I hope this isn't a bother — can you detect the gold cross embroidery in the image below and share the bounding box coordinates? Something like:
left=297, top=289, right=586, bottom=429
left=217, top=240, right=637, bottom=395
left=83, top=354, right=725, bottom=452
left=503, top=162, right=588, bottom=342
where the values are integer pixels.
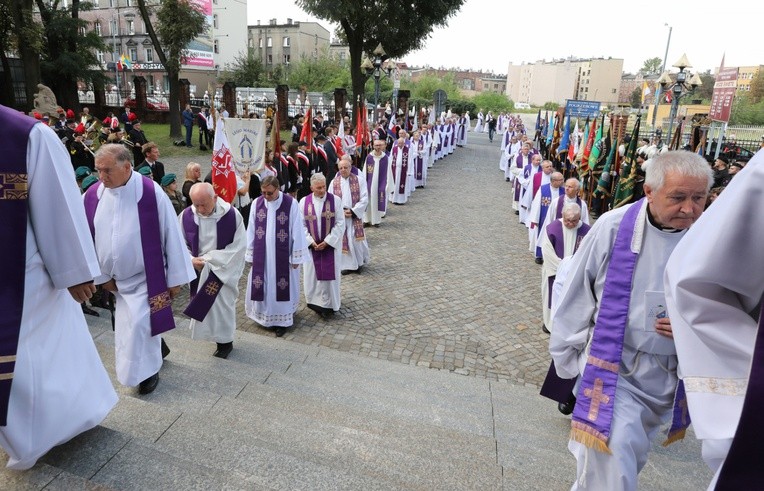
left=304, top=204, right=317, bottom=222
left=277, top=277, right=288, bottom=290
left=149, top=291, right=171, bottom=314
left=204, top=280, right=221, bottom=296
left=0, top=173, right=28, bottom=200
left=276, top=211, right=289, bottom=225
left=252, top=275, right=264, bottom=289
left=255, top=226, right=266, bottom=240
left=277, top=229, right=289, bottom=243
left=583, top=378, right=611, bottom=422
left=256, top=208, right=267, bottom=221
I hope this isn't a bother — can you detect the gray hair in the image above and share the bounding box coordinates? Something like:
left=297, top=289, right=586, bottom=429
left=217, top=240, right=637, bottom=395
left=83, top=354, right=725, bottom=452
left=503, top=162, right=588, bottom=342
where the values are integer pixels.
left=95, top=143, right=131, bottom=168
left=189, top=182, right=215, bottom=199
left=260, top=175, right=280, bottom=189
left=339, top=154, right=353, bottom=166
left=562, top=202, right=582, bottom=218
left=644, top=151, right=713, bottom=192
left=310, top=172, right=326, bottom=185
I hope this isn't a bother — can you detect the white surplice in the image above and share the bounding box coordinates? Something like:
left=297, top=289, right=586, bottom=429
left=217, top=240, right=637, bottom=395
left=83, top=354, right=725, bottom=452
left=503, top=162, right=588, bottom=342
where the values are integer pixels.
left=180, top=198, right=246, bottom=344
left=550, top=200, right=686, bottom=491
left=518, top=163, right=540, bottom=224
left=0, top=123, right=117, bottom=470
left=389, top=144, right=412, bottom=205
left=244, top=192, right=308, bottom=327
left=475, top=112, right=484, bottom=133
left=537, top=195, right=591, bottom=250
left=540, top=220, right=582, bottom=329
left=92, top=171, right=195, bottom=387
left=527, top=182, right=562, bottom=253
left=364, top=152, right=392, bottom=226
left=665, top=150, right=764, bottom=488
left=411, top=136, right=427, bottom=188
left=300, top=193, right=345, bottom=311
left=333, top=174, right=371, bottom=271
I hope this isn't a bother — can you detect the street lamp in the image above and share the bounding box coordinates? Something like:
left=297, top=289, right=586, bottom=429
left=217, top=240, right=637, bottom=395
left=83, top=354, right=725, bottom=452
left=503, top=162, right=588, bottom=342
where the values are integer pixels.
left=362, top=43, right=394, bottom=123
left=660, top=53, right=702, bottom=149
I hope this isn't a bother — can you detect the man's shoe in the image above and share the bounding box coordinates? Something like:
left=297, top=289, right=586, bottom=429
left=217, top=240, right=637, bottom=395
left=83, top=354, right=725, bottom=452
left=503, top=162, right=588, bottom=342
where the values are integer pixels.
left=306, top=303, right=322, bottom=313
left=514, top=210, right=519, bottom=215
left=161, top=338, right=171, bottom=359
left=535, top=257, right=544, bottom=265
left=275, top=326, right=288, bottom=337
left=505, top=177, right=511, bottom=182
left=341, top=270, right=351, bottom=276
left=542, top=324, right=550, bottom=334
left=81, top=304, right=100, bottom=317
left=558, top=395, right=576, bottom=415
left=213, top=342, right=233, bottom=359
left=138, top=373, right=159, bottom=395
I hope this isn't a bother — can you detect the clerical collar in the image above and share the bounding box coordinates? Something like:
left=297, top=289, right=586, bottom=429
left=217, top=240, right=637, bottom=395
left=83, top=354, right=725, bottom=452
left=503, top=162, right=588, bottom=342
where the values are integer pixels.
left=646, top=205, right=680, bottom=232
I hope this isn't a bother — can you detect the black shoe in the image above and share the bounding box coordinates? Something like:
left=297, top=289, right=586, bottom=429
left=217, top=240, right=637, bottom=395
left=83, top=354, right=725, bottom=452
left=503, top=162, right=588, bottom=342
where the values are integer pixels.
left=81, top=304, right=100, bottom=317
left=161, top=338, right=170, bottom=359
left=514, top=210, right=519, bottom=215
left=505, top=177, right=510, bottom=182
left=558, top=395, right=576, bottom=415
left=373, top=224, right=380, bottom=228
left=307, top=303, right=322, bottom=313
left=542, top=324, right=550, bottom=334
left=275, top=326, right=288, bottom=337
left=535, top=257, right=544, bottom=265
left=138, top=373, right=159, bottom=395
left=341, top=270, right=351, bottom=276
left=213, top=342, right=233, bottom=359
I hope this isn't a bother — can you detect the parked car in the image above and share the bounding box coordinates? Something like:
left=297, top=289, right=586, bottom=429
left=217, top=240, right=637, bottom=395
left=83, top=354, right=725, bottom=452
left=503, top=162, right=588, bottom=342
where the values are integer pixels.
left=124, top=97, right=169, bottom=111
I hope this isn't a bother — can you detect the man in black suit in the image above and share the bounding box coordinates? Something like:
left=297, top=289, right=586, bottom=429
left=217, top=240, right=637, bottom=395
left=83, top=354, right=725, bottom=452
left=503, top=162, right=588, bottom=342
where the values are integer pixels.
left=323, top=126, right=338, bottom=182
left=134, top=142, right=165, bottom=184
left=128, top=120, right=148, bottom=165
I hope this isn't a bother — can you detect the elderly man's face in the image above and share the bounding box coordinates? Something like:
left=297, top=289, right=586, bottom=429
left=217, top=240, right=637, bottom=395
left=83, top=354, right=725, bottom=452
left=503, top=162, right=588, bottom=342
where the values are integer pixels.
left=564, top=179, right=579, bottom=198
left=644, top=171, right=708, bottom=230
left=562, top=212, right=581, bottom=229
left=542, top=161, right=553, bottom=174
left=261, top=184, right=279, bottom=202
left=95, top=153, right=132, bottom=189
left=191, top=190, right=216, bottom=216
left=338, top=161, right=352, bottom=178
left=311, top=180, right=327, bottom=198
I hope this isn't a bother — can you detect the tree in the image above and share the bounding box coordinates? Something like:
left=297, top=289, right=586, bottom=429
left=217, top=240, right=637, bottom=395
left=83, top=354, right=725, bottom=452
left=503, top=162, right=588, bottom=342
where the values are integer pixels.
left=630, top=87, right=642, bottom=108
left=287, top=53, right=350, bottom=92
left=694, top=71, right=715, bottom=102
left=473, top=92, right=513, bottom=113
left=297, top=0, right=465, bottom=125
left=641, top=57, right=663, bottom=76
left=749, top=69, right=764, bottom=104
left=137, top=0, right=207, bottom=138
left=8, top=0, right=42, bottom=110
left=221, top=53, right=264, bottom=88
left=730, top=93, right=764, bottom=125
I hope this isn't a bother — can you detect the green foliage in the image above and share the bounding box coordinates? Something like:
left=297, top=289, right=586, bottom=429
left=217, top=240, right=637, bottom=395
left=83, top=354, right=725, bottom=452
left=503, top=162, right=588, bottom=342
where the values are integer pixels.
left=472, top=91, right=513, bottom=113
left=449, top=99, right=476, bottom=115
left=222, top=53, right=264, bottom=87
left=641, top=57, right=663, bottom=75
left=630, top=87, right=642, bottom=108
left=693, top=71, right=715, bottom=102
left=542, top=101, right=559, bottom=111
left=288, top=53, right=351, bottom=92
left=730, top=93, right=764, bottom=125
left=155, top=0, right=207, bottom=74
left=749, top=70, right=764, bottom=104
left=402, top=74, right=461, bottom=103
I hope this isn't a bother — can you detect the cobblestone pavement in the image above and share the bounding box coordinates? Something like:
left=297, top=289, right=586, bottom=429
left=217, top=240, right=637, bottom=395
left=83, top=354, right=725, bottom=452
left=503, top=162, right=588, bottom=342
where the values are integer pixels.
left=164, top=124, right=551, bottom=386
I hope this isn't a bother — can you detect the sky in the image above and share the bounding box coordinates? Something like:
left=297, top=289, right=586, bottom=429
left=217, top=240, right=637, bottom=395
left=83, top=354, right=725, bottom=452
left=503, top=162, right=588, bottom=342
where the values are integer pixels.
left=247, top=0, right=759, bottom=76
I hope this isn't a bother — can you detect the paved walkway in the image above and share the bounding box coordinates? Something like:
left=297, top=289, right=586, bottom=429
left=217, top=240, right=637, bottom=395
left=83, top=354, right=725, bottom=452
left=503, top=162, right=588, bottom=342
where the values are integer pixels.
left=166, top=127, right=551, bottom=386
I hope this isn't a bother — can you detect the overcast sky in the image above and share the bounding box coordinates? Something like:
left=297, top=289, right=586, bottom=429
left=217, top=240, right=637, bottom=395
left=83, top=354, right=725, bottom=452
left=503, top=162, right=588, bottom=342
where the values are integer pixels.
left=248, top=0, right=757, bottom=76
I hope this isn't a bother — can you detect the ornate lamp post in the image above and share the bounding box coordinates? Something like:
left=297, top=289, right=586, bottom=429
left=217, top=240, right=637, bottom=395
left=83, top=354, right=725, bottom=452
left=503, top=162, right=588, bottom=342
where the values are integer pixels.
left=361, top=43, right=394, bottom=123
left=660, top=54, right=703, bottom=149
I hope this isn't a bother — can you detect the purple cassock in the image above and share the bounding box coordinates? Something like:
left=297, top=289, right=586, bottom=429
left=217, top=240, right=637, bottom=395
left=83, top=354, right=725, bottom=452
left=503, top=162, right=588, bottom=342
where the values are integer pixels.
left=391, top=143, right=410, bottom=195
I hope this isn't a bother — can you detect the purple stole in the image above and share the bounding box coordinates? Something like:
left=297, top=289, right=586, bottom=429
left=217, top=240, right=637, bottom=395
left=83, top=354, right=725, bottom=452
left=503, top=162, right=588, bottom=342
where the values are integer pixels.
left=458, top=118, right=466, bottom=140
left=85, top=176, right=176, bottom=337
left=332, top=174, right=365, bottom=254
left=250, top=193, right=293, bottom=302
left=715, top=303, right=764, bottom=487
left=544, top=220, right=591, bottom=308
left=181, top=206, right=237, bottom=322
left=0, top=106, right=37, bottom=426
left=554, top=196, right=583, bottom=222
left=519, top=163, right=538, bottom=205
left=436, top=126, right=443, bottom=153
left=534, top=185, right=566, bottom=257
left=414, top=138, right=424, bottom=180
left=513, top=154, right=530, bottom=202
left=569, top=199, right=690, bottom=453
left=391, top=143, right=409, bottom=195
left=365, top=153, right=388, bottom=213
left=303, top=193, right=337, bottom=281
left=449, top=124, right=456, bottom=146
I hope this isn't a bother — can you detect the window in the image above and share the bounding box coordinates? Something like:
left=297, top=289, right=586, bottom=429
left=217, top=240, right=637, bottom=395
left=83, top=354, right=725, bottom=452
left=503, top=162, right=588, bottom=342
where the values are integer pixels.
left=214, top=40, right=219, bottom=54
left=484, top=83, right=488, bottom=90
left=611, top=88, right=617, bottom=94
left=126, top=0, right=132, bottom=5
left=96, top=51, right=105, bottom=64
left=339, top=52, right=345, bottom=60
left=146, top=47, right=153, bottom=63
left=80, top=26, right=86, bottom=36
left=141, top=21, right=146, bottom=33
left=109, top=0, right=115, bottom=6
left=95, top=22, right=102, bottom=35
left=267, top=54, right=273, bottom=64
left=283, top=36, right=290, bottom=47
left=259, top=38, right=263, bottom=48
left=283, top=54, right=290, bottom=64
left=213, top=14, right=218, bottom=29
left=266, top=37, right=272, bottom=48
left=127, top=20, right=134, bottom=35
left=494, top=83, right=498, bottom=89
left=129, top=48, right=137, bottom=62
left=110, top=19, right=117, bottom=35
left=248, top=38, right=253, bottom=48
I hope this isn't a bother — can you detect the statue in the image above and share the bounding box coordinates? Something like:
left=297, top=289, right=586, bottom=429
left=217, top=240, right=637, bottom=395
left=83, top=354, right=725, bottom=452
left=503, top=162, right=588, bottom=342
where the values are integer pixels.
left=32, top=84, right=61, bottom=119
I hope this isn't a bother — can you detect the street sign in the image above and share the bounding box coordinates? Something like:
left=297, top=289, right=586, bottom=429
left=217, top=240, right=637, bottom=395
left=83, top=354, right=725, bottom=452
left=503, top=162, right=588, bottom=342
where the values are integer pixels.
left=709, top=67, right=738, bottom=123
left=565, top=100, right=601, bottom=118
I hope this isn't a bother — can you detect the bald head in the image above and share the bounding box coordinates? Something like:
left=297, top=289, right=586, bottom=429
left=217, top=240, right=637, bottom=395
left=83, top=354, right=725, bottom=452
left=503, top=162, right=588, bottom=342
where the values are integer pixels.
left=189, top=182, right=216, bottom=216
left=550, top=172, right=564, bottom=188
left=564, top=178, right=580, bottom=198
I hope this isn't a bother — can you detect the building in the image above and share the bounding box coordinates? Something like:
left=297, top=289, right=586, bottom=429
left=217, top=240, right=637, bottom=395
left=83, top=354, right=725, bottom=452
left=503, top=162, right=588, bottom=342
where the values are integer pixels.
left=248, top=19, right=331, bottom=79
left=713, top=65, right=763, bottom=94
left=328, top=42, right=350, bottom=64
left=79, top=0, right=247, bottom=98
left=506, top=57, right=624, bottom=107
left=409, top=68, right=507, bottom=97
left=619, top=73, right=660, bottom=106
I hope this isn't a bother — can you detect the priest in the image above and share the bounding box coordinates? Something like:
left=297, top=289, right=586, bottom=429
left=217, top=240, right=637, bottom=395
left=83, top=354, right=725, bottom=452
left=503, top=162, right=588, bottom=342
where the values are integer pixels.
left=244, top=175, right=309, bottom=337
left=528, top=170, right=565, bottom=262
left=549, top=151, right=712, bottom=490
left=0, top=105, right=117, bottom=470
left=390, top=134, right=412, bottom=205
left=411, top=129, right=427, bottom=189
left=364, top=139, right=391, bottom=226
left=87, top=144, right=195, bottom=395
left=300, top=173, right=345, bottom=318
left=510, top=143, right=534, bottom=214
left=180, top=183, right=246, bottom=359
left=332, top=156, right=370, bottom=274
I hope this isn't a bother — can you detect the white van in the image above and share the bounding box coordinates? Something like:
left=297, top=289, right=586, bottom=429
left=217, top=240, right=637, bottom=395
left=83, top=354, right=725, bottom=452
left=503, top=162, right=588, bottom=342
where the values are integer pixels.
left=515, top=102, right=531, bottom=110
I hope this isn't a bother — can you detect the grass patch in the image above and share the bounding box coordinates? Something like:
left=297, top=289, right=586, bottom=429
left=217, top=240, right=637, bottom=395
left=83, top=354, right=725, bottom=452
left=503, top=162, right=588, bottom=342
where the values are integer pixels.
left=140, top=123, right=293, bottom=158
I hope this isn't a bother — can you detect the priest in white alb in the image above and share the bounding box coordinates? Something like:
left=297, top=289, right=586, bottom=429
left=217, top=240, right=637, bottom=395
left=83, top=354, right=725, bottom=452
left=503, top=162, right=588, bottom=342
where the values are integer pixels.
left=528, top=170, right=565, bottom=260
left=332, top=156, right=370, bottom=274
left=180, top=183, right=246, bottom=359
left=389, top=135, right=413, bottom=205
left=245, top=175, right=308, bottom=337
left=0, top=105, right=117, bottom=470
left=300, top=173, right=345, bottom=318
left=364, top=139, right=391, bottom=226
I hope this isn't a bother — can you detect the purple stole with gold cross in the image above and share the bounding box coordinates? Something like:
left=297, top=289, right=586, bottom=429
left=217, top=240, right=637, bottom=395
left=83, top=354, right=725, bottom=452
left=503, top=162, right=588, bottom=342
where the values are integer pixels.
left=303, top=193, right=337, bottom=281
left=85, top=176, right=176, bottom=337
left=534, top=184, right=565, bottom=258
left=0, top=105, right=37, bottom=426
left=414, top=138, right=424, bottom=180
left=250, top=193, right=293, bottom=302
left=365, top=152, right=388, bottom=213
left=181, top=205, right=237, bottom=321
left=391, top=143, right=409, bottom=195
left=332, top=174, right=365, bottom=254
left=570, top=198, right=690, bottom=453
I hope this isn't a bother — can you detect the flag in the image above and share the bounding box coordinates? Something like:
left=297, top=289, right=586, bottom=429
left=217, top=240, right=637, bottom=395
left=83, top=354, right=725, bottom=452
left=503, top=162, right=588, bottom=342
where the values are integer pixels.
left=299, top=106, right=312, bottom=152
left=541, top=111, right=549, bottom=139
left=211, top=118, right=237, bottom=203
left=587, top=115, right=605, bottom=172
left=579, top=118, right=597, bottom=173
left=612, top=116, right=642, bottom=208
left=334, top=117, right=345, bottom=158
left=665, top=91, right=673, bottom=103
left=595, top=128, right=619, bottom=198
left=120, top=54, right=132, bottom=70
left=428, top=106, right=436, bottom=124
left=270, top=107, right=281, bottom=159
left=569, top=120, right=579, bottom=162
left=387, top=113, right=397, bottom=140
left=575, top=118, right=590, bottom=167
left=641, top=82, right=650, bottom=104
left=546, top=113, right=556, bottom=146
left=535, top=110, right=541, bottom=132
left=355, top=104, right=363, bottom=149
left=558, top=114, right=571, bottom=157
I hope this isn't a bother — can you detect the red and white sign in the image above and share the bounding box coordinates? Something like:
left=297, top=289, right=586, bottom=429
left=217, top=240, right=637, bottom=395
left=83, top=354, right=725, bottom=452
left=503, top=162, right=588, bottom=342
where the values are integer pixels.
left=709, top=67, right=739, bottom=123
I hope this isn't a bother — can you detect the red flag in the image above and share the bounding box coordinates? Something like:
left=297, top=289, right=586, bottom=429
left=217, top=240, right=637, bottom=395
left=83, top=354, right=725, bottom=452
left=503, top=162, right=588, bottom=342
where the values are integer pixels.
left=355, top=105, right=363, bottom=149
left=211, top=118, right=237, bottom=203
left=271, top=108, right=281, bottom=160
left=335, top=117, right=345, bottom=158
left=579, top=118, right=597, bottom=173
left=299, top=107, right=312, bottom=152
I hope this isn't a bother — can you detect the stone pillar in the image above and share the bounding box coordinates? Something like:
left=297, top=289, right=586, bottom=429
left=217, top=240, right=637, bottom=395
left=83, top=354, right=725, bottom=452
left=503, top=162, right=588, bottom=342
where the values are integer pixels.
left=223, top=82, right=236, bottom=116
left=333, top=88, right=347, bottom=124
left=276, top=84, right=289, bottom=130
left=93, top=79, right=106, bottom=112
left=397, top=89, right=410, bottom=126
left=178, top=79, right=191, bottom=109
left=133, top=76, right=147, bottom=115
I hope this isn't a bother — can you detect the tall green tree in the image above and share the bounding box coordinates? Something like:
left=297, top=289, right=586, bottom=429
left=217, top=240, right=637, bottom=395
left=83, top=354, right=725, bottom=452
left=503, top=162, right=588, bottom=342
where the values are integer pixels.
left=297, top=0, right=465, bottom=124
left=630, top=87, right=642, bottom=108
left=222, top=53, right=264, bottom=88
left=287, top=53, right=350, bottom=92
left=641, top=57, right=663, bottom=75
left=472, top=92, right=513, bottom=113
left=748, top=69, right=764, bottom=104
left=137, top=0, right=207, bottom=138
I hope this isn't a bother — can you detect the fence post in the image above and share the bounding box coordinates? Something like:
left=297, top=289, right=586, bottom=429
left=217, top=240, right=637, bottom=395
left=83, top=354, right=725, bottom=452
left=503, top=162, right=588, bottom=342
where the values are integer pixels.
left=223, top=82, right=236, bottom=117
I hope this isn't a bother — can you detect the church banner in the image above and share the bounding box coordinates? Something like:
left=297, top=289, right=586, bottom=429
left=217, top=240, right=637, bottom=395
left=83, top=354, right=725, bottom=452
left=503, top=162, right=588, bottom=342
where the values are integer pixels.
left=224, top=118, right=267, bottom=175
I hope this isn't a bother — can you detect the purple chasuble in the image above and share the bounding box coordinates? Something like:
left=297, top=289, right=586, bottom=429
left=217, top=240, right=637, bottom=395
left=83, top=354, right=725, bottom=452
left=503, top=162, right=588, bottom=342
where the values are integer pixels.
left=570, top=198, right=689, bottom=453
left=181, top=206, right=237, bottom=321
left=85, top=176, right=176, bottom=337
left=534, top=185, right=566, bottom=258
left=554, top=196, right=583, bottom=221
left=0, top=105, right=37, bottom=426
left=715, top=300, right=764, bottom=488
left=365, top=153, right=388, bottom=213
left=391, top=143, right=410, bottom=195
left=249, top=194, right=293, bottom=302
left=303, top=193, right=337, bottom=281
left=332, top=174, right=365, bottom=254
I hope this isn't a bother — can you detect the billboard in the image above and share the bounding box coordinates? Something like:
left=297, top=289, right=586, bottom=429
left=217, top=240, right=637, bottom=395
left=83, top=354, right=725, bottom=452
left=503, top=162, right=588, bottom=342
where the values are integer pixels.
left=565, top=100, right=601, bottom=119
left=709, top=67, right=738, bottom=123
left=183, top=0, right=214, bottom=68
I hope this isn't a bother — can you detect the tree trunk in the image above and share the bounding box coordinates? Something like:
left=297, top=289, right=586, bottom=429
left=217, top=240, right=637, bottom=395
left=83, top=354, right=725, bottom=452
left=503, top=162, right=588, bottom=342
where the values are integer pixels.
left=343, top=19, right=366, bottom=128
left=167, top=69, right=182, bottom=139
left=11, top=0, right=40, bottom=111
